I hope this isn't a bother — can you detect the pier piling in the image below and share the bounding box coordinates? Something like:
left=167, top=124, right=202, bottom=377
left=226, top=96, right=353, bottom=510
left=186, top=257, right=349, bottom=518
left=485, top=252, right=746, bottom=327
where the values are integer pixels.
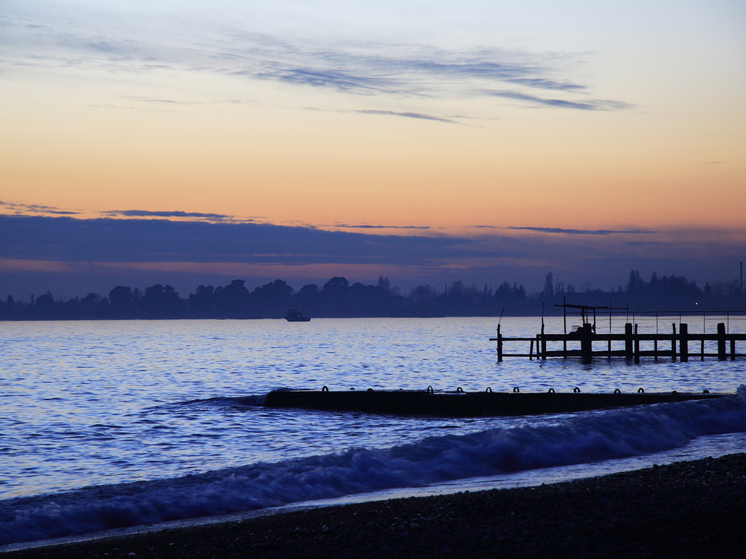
left=634, top=324, right=641, bottom=364
left=580, top=323, right=593, bottom=363
left=625, top=323, right=633, bottom=359
left=680, top=323, right=689, bottom=362
left=496, top=324, right=503, bottom=362
left=718, top=323, right=727, bottom=360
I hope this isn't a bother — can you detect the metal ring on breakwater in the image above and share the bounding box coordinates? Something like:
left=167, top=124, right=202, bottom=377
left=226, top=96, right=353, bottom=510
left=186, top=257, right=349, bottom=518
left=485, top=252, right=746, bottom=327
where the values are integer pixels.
left=457, top=387, right=464, bottom=393
left=573, top=387, right=581, bottom=394
left=427, top=386, right=434, bottom=395
left=486, top=387, right=492, bottom=393
left=548, top=388, right=555, bottom=393
left=367, top=388, right=374, bottom=392
left=638, top=387, right=645, bottom=394
left=614, top=388, right=621, bottom=394
left=513, top=387, right=520, bottom=393
left=703, top=390, right=710, bottom=394
left=322, top=385, right=329, bottom=392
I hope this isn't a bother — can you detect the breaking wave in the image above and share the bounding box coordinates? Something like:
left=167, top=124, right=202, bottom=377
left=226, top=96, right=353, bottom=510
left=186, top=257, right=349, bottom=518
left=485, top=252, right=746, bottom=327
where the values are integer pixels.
left=3, top=386, right=746, bottom=546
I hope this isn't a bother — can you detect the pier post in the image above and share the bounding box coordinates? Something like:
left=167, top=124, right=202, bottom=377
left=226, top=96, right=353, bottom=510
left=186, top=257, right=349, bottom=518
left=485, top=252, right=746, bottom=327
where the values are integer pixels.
left=581, top=323, right=593, bottom=363
left=541, top=324, right=547, bottom=360
left=701, top=313, right=706, bottom=360
left=634, top=324, right=640, bottom=364
left=497, top=324, right=503, bottom=362
left=529, top=338, right=534, bottom=360
left=671, top=323, right=677, bottom=361
left=717, top=323, right=726, bottom=360
left=625, top=323, right=633, bottom=359
left=563, top=298, right=567, bottom=358
left=680, top=323, right=689, bottom=362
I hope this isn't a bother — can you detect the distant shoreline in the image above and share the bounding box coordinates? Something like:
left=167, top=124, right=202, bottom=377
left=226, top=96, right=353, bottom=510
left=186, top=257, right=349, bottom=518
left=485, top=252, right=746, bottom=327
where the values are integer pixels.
left=3, top=308, right=746, bottom=321
left=4, top=453, right=746, bottom=558
left=3, top=272, right=744, bottom=322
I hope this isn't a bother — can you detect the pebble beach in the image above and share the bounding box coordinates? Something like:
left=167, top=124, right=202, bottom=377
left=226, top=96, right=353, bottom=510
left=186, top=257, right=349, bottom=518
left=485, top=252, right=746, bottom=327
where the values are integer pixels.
left=4, top=453, right=745, bottom=559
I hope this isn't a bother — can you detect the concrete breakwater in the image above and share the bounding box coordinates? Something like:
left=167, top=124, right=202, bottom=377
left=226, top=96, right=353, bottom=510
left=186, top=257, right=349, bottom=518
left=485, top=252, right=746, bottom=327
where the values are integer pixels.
left=264, top=388, right=722, bottom=417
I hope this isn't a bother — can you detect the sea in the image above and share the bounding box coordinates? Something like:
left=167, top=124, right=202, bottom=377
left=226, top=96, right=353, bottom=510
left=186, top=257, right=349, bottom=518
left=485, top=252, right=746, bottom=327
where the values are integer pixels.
left=2, top=316, right=746, bottom=547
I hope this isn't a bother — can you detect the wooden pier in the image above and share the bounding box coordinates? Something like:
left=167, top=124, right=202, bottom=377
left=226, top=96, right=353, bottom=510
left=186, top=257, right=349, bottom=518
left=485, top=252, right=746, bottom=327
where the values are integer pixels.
left=490, top=305, right=746, bottom=363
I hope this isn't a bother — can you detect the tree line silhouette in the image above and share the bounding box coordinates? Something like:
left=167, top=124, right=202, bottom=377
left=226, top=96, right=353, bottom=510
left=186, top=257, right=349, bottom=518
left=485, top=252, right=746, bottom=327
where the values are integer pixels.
left=2, top=270, right=744, bottom=320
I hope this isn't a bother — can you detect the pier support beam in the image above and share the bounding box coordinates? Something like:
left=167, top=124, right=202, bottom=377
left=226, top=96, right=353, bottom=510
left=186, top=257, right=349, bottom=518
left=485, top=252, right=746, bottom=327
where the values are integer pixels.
left=680, top=323, right=689, bottom=362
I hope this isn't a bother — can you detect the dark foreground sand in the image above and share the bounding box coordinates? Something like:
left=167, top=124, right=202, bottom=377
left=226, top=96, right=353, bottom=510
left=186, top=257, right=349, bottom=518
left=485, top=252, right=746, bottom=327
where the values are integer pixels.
left=4, top=454, right=746, bottom=559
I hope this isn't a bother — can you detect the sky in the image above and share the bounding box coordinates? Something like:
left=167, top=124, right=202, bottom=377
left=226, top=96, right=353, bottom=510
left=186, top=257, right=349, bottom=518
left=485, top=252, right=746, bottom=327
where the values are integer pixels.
left=1, top=1, right=745, bottom=299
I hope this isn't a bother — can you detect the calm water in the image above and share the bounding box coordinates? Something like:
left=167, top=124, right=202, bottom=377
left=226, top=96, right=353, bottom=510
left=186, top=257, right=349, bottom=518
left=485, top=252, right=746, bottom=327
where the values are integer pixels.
left=1, top=316, right=745, bottom=545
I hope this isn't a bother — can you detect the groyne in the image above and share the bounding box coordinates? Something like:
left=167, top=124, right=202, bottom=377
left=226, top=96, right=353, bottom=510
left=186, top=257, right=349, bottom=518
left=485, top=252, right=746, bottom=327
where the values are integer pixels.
left=264, top=388, right=722, bottom=417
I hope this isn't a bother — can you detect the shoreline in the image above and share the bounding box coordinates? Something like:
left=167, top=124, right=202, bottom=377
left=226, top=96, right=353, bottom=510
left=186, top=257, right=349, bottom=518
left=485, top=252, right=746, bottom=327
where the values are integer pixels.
left=4, top=453, right=746, bottom=558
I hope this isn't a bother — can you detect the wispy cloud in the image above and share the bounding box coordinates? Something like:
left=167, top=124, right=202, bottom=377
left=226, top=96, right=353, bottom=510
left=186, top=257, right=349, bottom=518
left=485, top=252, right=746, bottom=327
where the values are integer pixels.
left=354, top=110, right=460, bottom=124
left=135, top=98, right=197, bottom=105
left=0, top=200, right=81, bottom=216
left=1, top=202, right=263, bottom=223
left=484, top=90, right=632, bottom=111
left=334, top=223, right=432, bottom=230
left=507, top=226, right=654, bottom=236
left=1, top=7, right=630, bottom=112
left=103, top=210, right=236, bottom=221
left=505, top=78, right=586, bottom=92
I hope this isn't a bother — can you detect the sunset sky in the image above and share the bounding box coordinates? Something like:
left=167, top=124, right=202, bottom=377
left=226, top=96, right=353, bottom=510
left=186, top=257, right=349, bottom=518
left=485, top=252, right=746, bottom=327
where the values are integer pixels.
left=2, top=1, right=745, bottom=298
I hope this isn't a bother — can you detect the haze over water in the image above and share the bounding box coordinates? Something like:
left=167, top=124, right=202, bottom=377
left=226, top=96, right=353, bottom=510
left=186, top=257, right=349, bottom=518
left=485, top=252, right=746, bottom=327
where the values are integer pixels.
left=2, top=317, right=746, bottom=545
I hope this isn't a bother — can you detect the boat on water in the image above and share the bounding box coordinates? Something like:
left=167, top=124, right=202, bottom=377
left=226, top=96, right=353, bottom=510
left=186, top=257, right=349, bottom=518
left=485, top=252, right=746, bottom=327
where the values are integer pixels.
left=285, top=308, right=310, bottom=322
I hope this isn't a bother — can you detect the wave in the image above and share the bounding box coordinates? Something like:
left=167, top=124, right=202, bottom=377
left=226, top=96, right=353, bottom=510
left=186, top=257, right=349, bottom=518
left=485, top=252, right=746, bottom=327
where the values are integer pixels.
left=148, top=394, right=268, bottom=413
left=2, top=385, right=746, bottom=546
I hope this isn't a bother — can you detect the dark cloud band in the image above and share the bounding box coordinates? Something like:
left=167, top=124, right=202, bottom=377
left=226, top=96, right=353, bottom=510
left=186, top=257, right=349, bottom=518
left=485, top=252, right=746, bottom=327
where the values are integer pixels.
left=0, top=216, right=743, bottom=296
